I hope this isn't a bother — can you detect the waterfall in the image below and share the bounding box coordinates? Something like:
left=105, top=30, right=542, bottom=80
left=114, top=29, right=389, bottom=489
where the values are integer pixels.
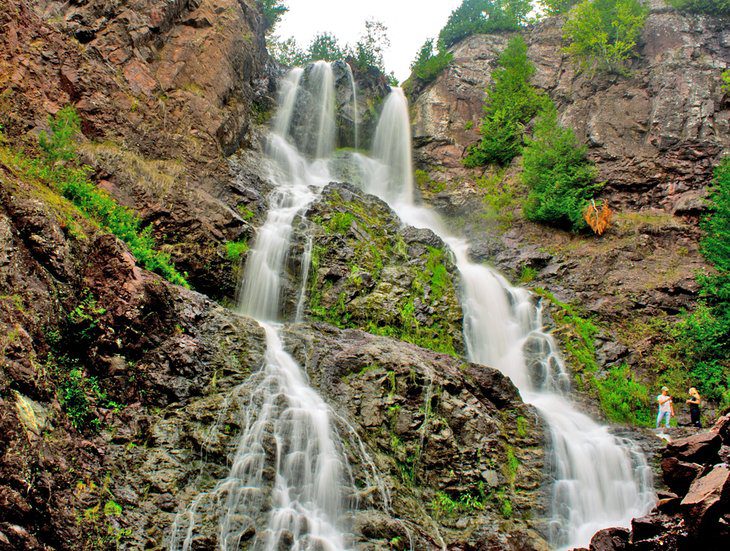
left=356, top=89, right=655, bottom=550
left=169, top=63, right=350, bottom=551
left=344, top=63, right=360, bottom=150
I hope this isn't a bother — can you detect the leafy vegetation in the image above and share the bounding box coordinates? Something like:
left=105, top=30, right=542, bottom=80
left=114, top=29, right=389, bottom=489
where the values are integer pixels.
left=353, top=20, right=390, bottom=74
left=438, top=0, right=532, bottom=50
left=668, top=0, right=730, bottom=15
left=594, top=364, right=653, bottom=426
left=539, top=0, right=580, bottom=14
left=681, top=159, right=730, bottom=409
left=522, top=105, right=602, bottom=232
left=465, top=36, right=549, bottom=167
left=409, top=40, right=453, bottom=84
left=563, top=0, right=649, bottom=74
left=257, top=0, right=288, bottom=32
left=225, top=240, right=250, bottom=262
left=4, top=107, right=188, bottom=287
left=307, top=32, right=349, bottom=62
left=723, top=70, right=730, bottom=93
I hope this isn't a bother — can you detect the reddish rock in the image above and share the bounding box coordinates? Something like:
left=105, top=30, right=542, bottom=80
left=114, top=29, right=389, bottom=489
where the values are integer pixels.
left=588, top=526, right=629, bottom=550
left=680, top=465, right=730, bottom=539
left=661, top=456, right=703, bottom=496
left=712, top=414, right=730, bottom=446
left=665, top=432, right=722, bottom=465
left=630, top=514, right=668, bottom=542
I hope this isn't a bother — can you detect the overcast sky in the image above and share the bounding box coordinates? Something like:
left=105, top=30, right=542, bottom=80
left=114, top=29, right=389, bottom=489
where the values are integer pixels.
left=275, top=0, right=464, bottom=82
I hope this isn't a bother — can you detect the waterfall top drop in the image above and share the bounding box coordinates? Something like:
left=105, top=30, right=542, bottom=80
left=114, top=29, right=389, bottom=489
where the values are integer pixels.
left=370, top=88, right=414, bottom=204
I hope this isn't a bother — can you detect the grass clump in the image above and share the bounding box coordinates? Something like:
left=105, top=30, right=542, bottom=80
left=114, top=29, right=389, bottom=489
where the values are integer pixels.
left=225, top=240, right=249, bottom=262
left=5, top=107, right=188, bottom=287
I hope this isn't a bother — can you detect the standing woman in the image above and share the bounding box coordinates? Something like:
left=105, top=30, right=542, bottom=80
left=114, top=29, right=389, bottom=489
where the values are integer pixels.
left=686, top=387, right=702, bottom=428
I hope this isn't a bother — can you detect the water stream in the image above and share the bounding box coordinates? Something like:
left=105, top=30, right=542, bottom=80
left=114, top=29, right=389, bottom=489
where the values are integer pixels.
left=171, top=68, right=654, bottom=551
left=354, top=88, right=655, bottom=550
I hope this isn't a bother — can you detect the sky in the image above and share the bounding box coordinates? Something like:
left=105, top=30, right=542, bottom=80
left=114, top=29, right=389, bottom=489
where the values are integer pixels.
left=275, top=0, right=464, bottom=82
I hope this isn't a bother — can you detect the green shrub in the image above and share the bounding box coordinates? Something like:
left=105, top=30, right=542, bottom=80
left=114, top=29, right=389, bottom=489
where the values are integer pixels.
left=410, top=40, right=454, bottom=84
left=668, top=0, right=730, bottom=15
left=539, top=0, right=580, bottom=14
left=39, top=106, right=80, bottom=162
left=563, top=0, right=649, bottom=74
left=465, top=36, right=548, bottom=167
left=439, top=0, right=532, bottom=49
left=26, top=109, right=189, bottom=287
left=595, top=364, right=653, bottom=426
left=521, top=105, right=601, bottom=231
left=723, top=70, right=730, bottom=93
left=257, top=0, right=288, bottom=32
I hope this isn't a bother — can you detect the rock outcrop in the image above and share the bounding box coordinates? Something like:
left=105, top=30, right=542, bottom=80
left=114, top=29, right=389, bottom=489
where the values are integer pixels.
left=1, top=0, right=275, bottom=301
left=289, top=182, right=464, bottom=356
left=411, top=1, right=729, bottom=213
left=584, top=416, right=730, bottom=550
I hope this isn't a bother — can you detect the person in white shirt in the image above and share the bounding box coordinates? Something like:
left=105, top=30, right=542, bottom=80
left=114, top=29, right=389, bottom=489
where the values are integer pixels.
left=656, top=386, right=674, bottom=429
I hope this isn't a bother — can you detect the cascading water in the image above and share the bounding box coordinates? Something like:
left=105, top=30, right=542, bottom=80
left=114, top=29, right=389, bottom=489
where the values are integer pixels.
left=169, top=62, right=352, bottom=551
left=344, top=64, right=360, bottom=150
left=354, top=88, right=655, bottom=550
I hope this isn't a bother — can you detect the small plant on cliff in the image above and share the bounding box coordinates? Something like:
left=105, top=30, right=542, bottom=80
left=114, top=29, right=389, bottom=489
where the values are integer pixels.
left=522, top=105, right=602, bottom=232
left=668, top=0, right=730, bottom=16
left=39, top=106, right=81, bottom=162
left=722, top=70, right=730, bottom=93
left=563, top=0, right=649, bottom=74
left=465, top=36, right=549, bottom=167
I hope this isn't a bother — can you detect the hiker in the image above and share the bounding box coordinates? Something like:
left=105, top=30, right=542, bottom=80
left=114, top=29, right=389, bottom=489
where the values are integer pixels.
left=686, top=387, right=702, bottom=428
left=656, top=386, right=674, bottom=429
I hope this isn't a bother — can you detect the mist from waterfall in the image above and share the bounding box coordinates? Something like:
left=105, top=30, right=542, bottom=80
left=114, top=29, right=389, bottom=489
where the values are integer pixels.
left=355, top=88, right=655, bottom=550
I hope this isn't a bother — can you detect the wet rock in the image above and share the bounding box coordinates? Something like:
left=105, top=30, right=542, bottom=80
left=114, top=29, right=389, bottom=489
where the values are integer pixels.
left=712, top=414, right=730, bottom=445
left=665, top=432, right=722, bottom=465
left=680, top=465, right=730, bottom=539
left=588, top=526, right=629, bottom=550
left=661, top=456, right=703, bottom=496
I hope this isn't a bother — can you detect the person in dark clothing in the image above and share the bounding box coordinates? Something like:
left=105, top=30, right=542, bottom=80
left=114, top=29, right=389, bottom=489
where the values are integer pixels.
left=686, top=387, right=702, bottom=428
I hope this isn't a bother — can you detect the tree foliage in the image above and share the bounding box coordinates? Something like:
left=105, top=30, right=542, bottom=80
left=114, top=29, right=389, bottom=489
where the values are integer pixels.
left=439, top=0, right=532, bottom=49
left=538, top=0, right=580, bottom=15
left=668, top=0, right=730, bottom=15
left=465, top=36, right=548, bottom=167
left=267, top=36, right=307, bottom=66
left=257, top=0, right=288, bottom=32
left=521, top=105, right=602, bottom=231
left=307, top=32, right=348, bottom=62
left=354, top=20, right=390, bottom=73
left=563, top=0, right=648, bottom=74
left=410, top=40, right=454, bottom=83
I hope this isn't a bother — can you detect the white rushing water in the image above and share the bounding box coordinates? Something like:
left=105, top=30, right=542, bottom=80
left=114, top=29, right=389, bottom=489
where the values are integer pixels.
left=170, top=62, right=351, bottom=551
left=354, top=88, right=655, bottom=550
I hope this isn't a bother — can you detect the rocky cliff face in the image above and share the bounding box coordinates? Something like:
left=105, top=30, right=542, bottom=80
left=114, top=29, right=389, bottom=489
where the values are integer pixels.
left=1, top=0, right=274, bottom=301
left=412, top=1, right=730, bottom=214
left=408, top=2, right=729, bottom=412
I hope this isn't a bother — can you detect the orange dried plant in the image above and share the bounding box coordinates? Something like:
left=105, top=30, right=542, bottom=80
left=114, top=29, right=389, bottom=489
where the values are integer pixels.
left=583, top=201, right=613, bottom=236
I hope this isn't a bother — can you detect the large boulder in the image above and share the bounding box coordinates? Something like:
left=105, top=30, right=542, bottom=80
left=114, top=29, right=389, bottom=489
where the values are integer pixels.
left=660, top=456, right=704, bottom=496
left=665, top=432, right=722, bottom=465
left=712, top=414, right=730, bottom=445
left=680, top=465, right=730, bottom=541
left=589, top=526, right=629, bottom=550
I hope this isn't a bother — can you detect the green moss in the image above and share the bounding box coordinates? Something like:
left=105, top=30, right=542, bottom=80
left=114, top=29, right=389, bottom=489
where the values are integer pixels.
left=225, top=240, right=249, bottom=262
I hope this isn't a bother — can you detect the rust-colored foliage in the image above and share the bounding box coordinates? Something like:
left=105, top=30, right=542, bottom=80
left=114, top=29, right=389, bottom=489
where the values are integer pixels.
left=583, top=201, right=613, bottom=235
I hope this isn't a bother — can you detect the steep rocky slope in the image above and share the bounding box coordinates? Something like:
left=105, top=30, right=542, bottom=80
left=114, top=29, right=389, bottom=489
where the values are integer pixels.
left=0, top=2, right=551, bottom=549
left=408, top=1, right=729, bottom=419
left=1, top=0, right=273, bottom=301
